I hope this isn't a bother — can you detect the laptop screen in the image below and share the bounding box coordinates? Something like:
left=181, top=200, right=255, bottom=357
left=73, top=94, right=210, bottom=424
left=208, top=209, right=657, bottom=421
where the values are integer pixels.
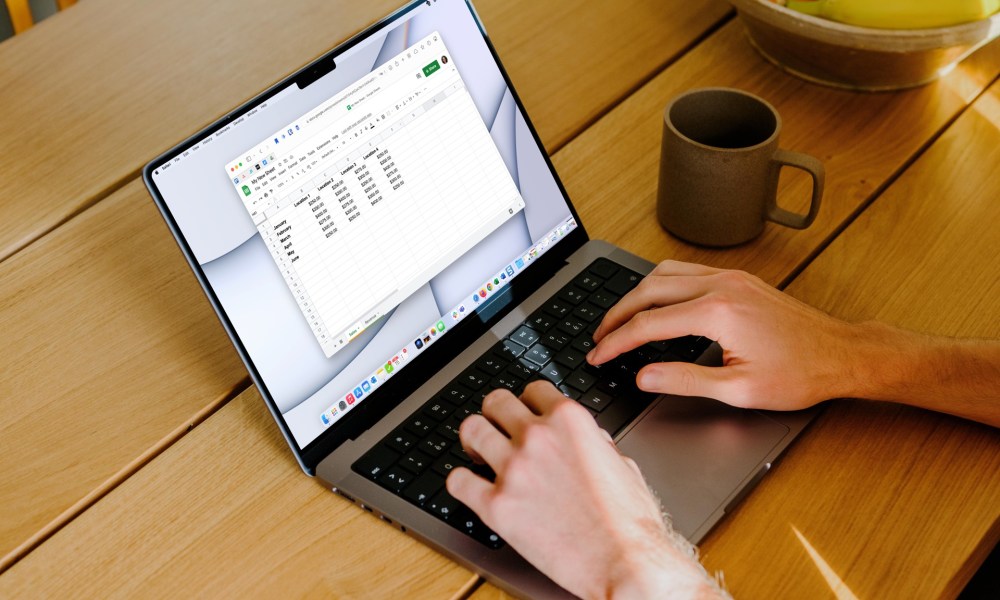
left=147, top=0, right=580, bottom=454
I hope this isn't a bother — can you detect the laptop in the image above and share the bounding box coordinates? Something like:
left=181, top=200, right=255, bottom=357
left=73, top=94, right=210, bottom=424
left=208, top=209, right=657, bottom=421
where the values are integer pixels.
left=143, top=0, right=816, bottom=596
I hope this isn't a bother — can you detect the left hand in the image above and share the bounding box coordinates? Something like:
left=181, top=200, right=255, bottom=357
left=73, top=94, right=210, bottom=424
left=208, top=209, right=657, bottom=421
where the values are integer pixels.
left=446, top=381, right=719, bottom=599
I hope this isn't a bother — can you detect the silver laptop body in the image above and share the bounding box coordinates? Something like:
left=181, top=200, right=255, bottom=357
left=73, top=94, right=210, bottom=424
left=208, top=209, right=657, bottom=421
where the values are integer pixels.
left=143, top=1, right=816, bottom=597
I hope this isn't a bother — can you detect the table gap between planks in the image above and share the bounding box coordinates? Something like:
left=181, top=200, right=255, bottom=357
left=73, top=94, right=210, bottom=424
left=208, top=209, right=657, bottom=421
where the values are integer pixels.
left=0, top=0, right=732, bottom=576
left=2, top=9, right=998, bottom=597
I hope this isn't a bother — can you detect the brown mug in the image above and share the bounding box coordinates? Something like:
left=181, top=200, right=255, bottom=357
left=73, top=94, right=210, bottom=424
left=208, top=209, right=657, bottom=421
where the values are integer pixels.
left=657, top=87, right=824, bottom=247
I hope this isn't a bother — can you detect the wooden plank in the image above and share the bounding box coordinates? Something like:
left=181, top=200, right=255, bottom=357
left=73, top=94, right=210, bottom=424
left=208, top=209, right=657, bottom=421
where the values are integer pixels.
left=0, top=179, right=248, bottom=566
left=5, top=7, right=996, bottom=596
left=0, top=0, right=728, bottom=567
left=0, top=386, right=477, bottom=597
left=551, top=22, right=1000, bottom=288
left=699, top=81, right=1000, bottom=600
left=0, top=0, right=730, bottom=263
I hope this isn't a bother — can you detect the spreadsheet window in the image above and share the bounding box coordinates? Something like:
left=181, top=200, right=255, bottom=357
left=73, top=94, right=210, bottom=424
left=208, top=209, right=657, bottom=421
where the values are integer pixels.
left=226, top=32, right=525, bottom=358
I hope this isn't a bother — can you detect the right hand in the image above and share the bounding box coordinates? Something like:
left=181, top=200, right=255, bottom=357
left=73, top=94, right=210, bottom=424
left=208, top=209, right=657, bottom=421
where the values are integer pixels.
left=588, top=260, right=867, bottom=411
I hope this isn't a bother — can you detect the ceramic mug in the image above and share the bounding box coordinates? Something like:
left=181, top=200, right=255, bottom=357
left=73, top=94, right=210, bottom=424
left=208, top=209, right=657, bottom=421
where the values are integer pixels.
left=657, top=87, right=824, bottom=247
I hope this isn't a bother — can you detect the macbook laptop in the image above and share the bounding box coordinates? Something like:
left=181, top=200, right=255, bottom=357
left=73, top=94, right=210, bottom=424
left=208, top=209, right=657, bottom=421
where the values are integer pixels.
left=143, top=0, right=815, bottom=596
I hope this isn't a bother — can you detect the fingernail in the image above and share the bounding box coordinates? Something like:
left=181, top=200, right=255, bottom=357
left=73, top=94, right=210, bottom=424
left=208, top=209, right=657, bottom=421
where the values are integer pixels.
left=586, top=349, right=596, bottom=364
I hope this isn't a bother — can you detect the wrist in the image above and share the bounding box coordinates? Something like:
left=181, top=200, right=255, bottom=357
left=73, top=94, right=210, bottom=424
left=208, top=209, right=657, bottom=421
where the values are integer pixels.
left=837, top=321, right=928, bottom=402
left=603, top=522, right=721, bottom=600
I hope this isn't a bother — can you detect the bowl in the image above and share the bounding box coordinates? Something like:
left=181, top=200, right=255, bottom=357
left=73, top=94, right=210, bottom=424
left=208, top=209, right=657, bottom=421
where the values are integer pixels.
left=728, top=0, right=1000, bottom=91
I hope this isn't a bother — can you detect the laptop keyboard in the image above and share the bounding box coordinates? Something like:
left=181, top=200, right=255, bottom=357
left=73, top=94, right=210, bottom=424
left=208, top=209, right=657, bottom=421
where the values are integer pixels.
left=351, top=258, right=711, bottom=549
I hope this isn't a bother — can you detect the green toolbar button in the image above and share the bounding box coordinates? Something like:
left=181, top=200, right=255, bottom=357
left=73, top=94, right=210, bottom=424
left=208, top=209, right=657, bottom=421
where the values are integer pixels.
left=422, top=60, right=440, bottom=77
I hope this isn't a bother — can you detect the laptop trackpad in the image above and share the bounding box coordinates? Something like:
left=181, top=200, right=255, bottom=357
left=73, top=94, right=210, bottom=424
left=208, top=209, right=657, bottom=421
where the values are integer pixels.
left=616, top=396, right=788, bottom=540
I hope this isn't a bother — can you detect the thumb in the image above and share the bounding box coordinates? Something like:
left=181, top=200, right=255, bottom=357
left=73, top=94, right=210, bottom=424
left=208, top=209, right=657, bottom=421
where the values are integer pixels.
left=636, top=361, right=735, bottom=401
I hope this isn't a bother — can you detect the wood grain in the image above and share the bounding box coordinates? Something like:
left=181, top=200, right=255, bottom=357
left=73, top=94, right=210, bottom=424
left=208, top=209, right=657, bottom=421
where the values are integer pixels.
left=700, top=81, right=1000, bottom=600
left=0, top=179, right=248, bottom=567
left=551, top=21, right=1000, bottom=288
left=470, top=81, right=1000, bottom=600
left=3, top=4, right=998, bottom=597
left=0, top=0, right=730, bottom=263
left=0, top=386, right=477, bottom=598
left=0, top=0, right=728, bottom=569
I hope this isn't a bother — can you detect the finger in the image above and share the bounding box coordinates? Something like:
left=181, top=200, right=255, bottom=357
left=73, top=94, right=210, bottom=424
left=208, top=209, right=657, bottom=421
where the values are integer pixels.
left=635, top=361, right=735, bottom=402
left=649, top=259, right=725, bottom=277
left=459, top=414, right=513, bottom=472
left=446, top=467, right=494, bottom=519
left=588, top=297, right=717, bottom=365
left=481, top=388, right=536, bottom=439
left=518, top=379, right=568, bottom=415
left=594, top=275, right=714, bottom=342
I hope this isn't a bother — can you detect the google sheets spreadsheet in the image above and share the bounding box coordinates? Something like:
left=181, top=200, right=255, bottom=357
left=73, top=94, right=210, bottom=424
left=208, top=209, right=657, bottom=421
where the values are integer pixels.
left=226, top=32, right=525, bottom=358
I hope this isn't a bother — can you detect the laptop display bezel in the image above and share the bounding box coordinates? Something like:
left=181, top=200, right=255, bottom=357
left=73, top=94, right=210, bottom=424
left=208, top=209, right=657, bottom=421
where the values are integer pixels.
left=142, top=0, right=589, bottom=474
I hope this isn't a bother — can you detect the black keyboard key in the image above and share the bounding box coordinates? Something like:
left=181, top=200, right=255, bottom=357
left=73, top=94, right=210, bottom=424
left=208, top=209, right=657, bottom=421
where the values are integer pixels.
left=557, top=286, right=587, bottom=306
left=400, top=450, right=432, bottom=474
left=565, top=369, right=597, bottom=392
left=403, top=416, right=435, bottom=437
left=404, top=471, right=444, bottom=506
left=578, top=389, right=613, bottom=413
left=386, top=429, right=419, bottom=453
left=589, top=259, right=620, bottom=280
left=541, top=299, right=572, bottom=318
left=541, top=331, right=571, bottom=351
left=353, top=445, right=400, bottom=479
left=571, top=336, right=595, bottom=354
left=427, top=489, right=462, bottom=520
left=572, top=303, right=602, bottom=323
left=525, top=309, right=556, bottom=332
left=449, top=444, right=474, bottom=465
left=510, top=325, right=540, bottom=347
left=423, top=400, right=453, bottom=422
left=523, top=343, right=553, bottom=366
left=494, top=339, right=526, bottom=359
left=589, top=289, right=619, bottom=310
left=458, top=367, right=489, bottom=391
left=440, top=384, right=470, bottom=405
left=647, top=340, right=670, bottom=353
left=557, top=384, right=581, bottom=400
left=432, top=453, right=464, bottom=477
left=420, top=434, right=452, bottom=457
left=490, top=373, right=520, bottom=391
left=554, top=347, right=586, bottom=369
left=573, top=273, right=603, bottom=291
left=605, top=270, right=642, bottom=296
left=378, top=465, right=414, bottom=493
left=517, top=357, right=540, bottom=372
left=505, top=361, right=534, bottom=380
left=556, top=317, right=587, bottom=337
left=669, top=335, right=710, bottom=361
left=452, top=403, right=476, bottom=421
left=475, top=354, right=508, bottom=376
left=597, top=378, right=628, bottom=396
left=453, top=507, right=505, bottom=549
left=436, top=420, right=461, bottom=441
left=539, top=361, right=572, bottom=385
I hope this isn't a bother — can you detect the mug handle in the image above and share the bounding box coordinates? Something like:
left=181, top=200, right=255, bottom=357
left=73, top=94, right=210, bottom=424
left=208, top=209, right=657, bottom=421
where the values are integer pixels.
left=765, top=149, right=825, bottom=230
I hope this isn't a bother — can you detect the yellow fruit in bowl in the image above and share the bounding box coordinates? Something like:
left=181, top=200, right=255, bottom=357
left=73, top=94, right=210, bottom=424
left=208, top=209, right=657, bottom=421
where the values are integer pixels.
left=777, top=0, right=999, bottom=29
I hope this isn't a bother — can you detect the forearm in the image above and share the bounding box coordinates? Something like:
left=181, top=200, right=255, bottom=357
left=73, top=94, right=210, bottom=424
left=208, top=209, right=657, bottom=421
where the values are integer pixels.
left=847, top=322, right=1000, bottom=428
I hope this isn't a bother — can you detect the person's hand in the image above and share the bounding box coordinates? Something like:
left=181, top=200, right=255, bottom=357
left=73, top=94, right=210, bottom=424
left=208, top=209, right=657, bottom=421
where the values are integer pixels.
left=446, top=381, right=720, bottom=599
left=589, top=260, right=867, bottom=411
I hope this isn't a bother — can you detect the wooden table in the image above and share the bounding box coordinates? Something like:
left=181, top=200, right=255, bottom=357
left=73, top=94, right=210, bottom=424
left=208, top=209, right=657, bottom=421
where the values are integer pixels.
left=0, top=1, right=997, bottom=598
